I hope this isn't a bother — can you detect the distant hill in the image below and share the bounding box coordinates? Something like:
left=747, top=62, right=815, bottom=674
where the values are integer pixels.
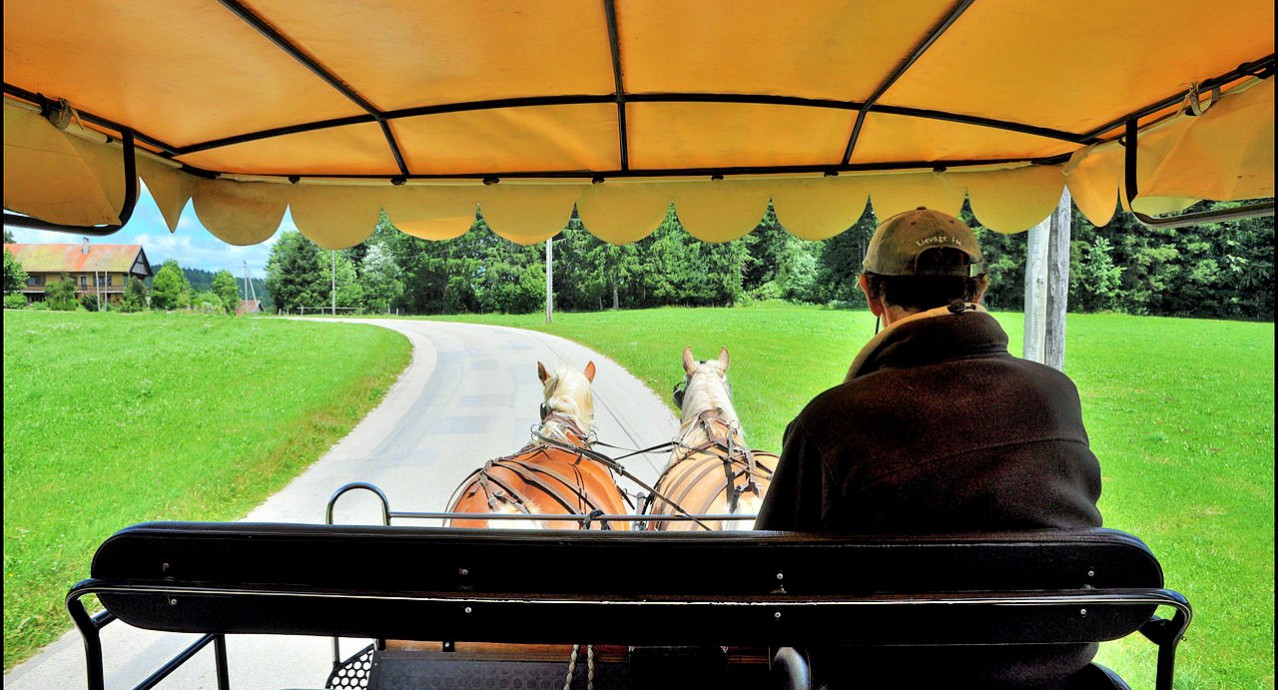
left=183, top=267, right=273, bottom=310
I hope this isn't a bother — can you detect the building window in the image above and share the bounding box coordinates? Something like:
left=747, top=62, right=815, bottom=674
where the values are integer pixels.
left=26, top=274, right=45, bottom=287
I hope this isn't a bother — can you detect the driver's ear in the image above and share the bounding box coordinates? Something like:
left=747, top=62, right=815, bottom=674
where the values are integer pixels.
left=859, top=274, right=884, bottom=318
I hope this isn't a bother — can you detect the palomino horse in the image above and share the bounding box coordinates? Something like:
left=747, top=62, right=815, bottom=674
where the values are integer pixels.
left=643, top=347, right=777, bottom=531
left=445, top=361, right=631, bottom=530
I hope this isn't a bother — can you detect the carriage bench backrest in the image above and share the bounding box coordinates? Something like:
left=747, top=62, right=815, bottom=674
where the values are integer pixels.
left=75, top=522, right=1186, bottom=650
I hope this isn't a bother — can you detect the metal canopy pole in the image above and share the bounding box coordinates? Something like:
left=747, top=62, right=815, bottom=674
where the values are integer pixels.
left=842, top=0, right=976, bottom=164
left=603, top=0, right=629, bottom=171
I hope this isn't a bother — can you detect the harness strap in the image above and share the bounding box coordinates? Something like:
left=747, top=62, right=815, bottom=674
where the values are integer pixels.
left=656, top=453, right=747, bottom=519
left=502, top=454, right=607, bottom=515
left=536, top=435, right=712, bottom=530
left=473, top=462, right=541, bottom=520
left=491, top=458, right=591, bottom=518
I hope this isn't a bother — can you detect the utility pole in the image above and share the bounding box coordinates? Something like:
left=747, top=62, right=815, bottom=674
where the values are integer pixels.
left=331, top=250, right=337, bottom=316
left=246, top=261, right=258, bottom=304
left=545, top=238, right=553, bottom=324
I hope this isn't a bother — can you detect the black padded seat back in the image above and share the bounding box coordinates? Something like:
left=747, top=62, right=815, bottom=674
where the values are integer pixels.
left=91, top=522, right=1163, bottom=648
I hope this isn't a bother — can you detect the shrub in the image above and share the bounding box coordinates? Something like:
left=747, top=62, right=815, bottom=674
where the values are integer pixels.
left=121, top=276, right=148, bottom=312
left=29, top=300, right=49, bottom=311
left=45, top=276, right=79, bottom=311
left=80, top=294, right=100, bottom=312
left=4, top=294, right=28, bottom=310
left=190, top=290, right=225, bottom=315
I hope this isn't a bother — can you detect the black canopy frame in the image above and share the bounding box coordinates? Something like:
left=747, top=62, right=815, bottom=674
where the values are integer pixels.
left=2, top=0, right=1273, bottom=236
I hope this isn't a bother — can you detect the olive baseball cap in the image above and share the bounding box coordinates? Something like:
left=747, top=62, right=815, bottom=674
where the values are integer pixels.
left=862, top=207, right=985, bottom=277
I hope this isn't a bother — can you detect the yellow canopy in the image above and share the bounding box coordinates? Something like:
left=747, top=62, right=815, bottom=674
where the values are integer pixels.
left=3, top=1, right=1274, bottom=247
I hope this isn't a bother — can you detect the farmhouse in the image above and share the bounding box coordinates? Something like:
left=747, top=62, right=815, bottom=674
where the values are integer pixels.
left=4, top=241, right=153, bottom=305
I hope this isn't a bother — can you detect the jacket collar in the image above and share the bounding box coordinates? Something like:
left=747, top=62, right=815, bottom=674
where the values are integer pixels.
left=845, top=303, right=1007, bottom=382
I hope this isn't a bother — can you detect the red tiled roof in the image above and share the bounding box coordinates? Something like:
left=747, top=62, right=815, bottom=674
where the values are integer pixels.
left=3, top=243, right=149, bottom=274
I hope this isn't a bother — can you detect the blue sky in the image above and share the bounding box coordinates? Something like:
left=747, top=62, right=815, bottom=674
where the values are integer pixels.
left=5, top=182, right=294, bottom=279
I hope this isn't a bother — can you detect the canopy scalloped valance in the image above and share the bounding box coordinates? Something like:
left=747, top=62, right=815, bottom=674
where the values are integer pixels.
left=3, top=0, right=1273, bottom=246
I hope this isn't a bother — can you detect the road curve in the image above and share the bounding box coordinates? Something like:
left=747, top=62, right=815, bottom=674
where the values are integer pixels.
left=4, top=319, right=679, bottom=690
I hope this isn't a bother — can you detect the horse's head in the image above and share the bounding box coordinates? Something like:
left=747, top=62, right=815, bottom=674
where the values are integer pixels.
left=675, top=346, right=739, bottom=429
left=537, top=360, right=597, bottom=441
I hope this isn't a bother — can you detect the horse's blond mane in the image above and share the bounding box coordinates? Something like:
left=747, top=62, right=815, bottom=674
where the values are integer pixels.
left=538, top=365, right=595, bottom=442
left=676, top=360, right=743, bottom=451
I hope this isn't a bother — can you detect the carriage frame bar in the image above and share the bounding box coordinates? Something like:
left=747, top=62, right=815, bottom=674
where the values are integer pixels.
left=68, top=521, right=1190, bottom=690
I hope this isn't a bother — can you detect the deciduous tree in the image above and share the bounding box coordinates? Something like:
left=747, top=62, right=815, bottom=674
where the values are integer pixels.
left=150, top=260, right=191, bottom=311
left=211, top=270, right=240, bottom=315
left=3, top=249, right=28, bottom=295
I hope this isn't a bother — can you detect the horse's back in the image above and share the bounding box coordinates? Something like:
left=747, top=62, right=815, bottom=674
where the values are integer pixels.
left=448, top=444, right=630, bottom=530
left=646, top=449, right=778, bottom=531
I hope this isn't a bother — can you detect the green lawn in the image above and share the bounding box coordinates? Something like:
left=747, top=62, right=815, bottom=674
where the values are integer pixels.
left=2, top=311, right=411, bottom=670
left=418, top=304, right=1274, bottom=690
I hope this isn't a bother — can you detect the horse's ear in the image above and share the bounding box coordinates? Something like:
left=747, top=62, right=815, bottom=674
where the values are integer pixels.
left=718, top=347, right=730, bottom=370
left=583, top=361, right=596, bottom=382
left=682, top=346, right=697, bottom=376
left=537, top=361, right=550, bottom=383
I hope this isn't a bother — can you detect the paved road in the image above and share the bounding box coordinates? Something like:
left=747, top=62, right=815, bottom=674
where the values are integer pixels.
left=4, top=319, right=679, bottom=690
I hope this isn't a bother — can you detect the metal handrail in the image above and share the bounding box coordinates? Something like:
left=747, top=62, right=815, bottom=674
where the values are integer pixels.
left=66, top=592, right=228, bottom=690
left=324, top=481, right=756, bottom=528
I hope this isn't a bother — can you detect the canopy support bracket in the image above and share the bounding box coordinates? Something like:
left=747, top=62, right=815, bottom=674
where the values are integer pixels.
left=2, top=128, right=138, bottom=237
left=1123, top=118, right=1275, bottom=229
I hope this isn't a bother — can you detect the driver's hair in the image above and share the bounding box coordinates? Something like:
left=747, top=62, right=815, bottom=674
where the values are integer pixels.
left=862, top=248, right=988, bottom=312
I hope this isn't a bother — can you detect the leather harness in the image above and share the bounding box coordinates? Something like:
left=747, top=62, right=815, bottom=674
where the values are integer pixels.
left=647, top=408, right=777, bottom=525
left=454, top=413, right=621, bottom=527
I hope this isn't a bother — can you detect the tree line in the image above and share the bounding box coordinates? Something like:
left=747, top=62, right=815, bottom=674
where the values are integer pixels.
left=253, top=198, right=1269, bottom=322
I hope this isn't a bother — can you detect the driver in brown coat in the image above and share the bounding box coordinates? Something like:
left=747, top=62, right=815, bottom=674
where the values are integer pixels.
left=757, top=207, right=1102, bottom=690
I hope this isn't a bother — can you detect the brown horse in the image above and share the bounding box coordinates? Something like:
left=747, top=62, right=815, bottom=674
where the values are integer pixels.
left=643, top=347, right=777, bottom=531
left=445, top=361, right=631, bottom=530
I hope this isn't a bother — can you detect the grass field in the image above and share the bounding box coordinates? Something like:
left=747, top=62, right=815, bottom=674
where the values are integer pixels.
left=421, top=304, right=1274, bottom=690
left=2, top=311, right=411, bottom=670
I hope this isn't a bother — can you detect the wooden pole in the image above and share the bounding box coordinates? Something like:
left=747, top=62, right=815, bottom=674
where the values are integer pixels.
left=1023, top=217, right=1050, bottom=363
left=545, top=239, right=553, bottom=324
left=1023, top=189, right=1072, bottom=370
left=1044, top=189, right=1072, bottom=371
